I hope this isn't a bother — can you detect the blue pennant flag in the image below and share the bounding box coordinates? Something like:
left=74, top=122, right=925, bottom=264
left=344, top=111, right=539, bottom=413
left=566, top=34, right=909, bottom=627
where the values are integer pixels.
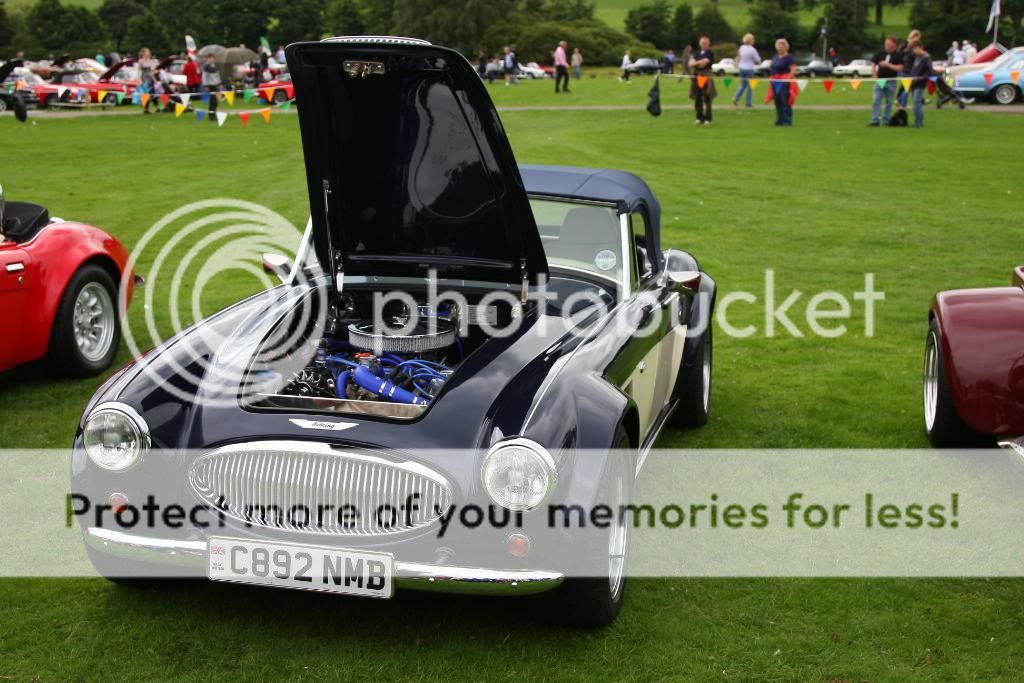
left=196, top=109, right=206, bottom=122
left=200, top=91, right=210, bottom=104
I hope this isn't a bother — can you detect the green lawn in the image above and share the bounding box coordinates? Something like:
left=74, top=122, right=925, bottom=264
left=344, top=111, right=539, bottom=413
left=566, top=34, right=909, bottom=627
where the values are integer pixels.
left=2, top=91, right=1024, bottom=678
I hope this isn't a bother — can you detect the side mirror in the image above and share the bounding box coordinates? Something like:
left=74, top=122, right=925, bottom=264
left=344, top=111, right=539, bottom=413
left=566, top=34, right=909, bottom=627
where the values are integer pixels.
left=262, top=252, right=292, bottom=284
left=662, top=248, right=701, bottom=293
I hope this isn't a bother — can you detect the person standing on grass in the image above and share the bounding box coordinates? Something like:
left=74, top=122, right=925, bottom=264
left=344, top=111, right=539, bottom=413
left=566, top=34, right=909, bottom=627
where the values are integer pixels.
left=908, top=40, right=932, bottom=128
left=898, top=30, right=921, bottom=110
left=869, top=36, right=902, bottom=126
left=478, top=49, right=488, bottom=78
left=963, top=40, right=977, bottom=63
left=137, top=47, right=158, bottom=114
left=620, top=50, right=632, bottom=82
left=770, top=38, right=797, bottom=126
left=572, top=47, right=583, bottom=79
left=689, top=36, right=716, bottom=125
left=183, top=55, right=201, bottom=95
left=733, top=33, right=760, bottom=108
left=503, top=45, right=518, bottom=86
left=201, top=52, right=221, bottom=119
left=664, top=49, right=676, bottom=74
left=554, top=40, right=570, bottom=93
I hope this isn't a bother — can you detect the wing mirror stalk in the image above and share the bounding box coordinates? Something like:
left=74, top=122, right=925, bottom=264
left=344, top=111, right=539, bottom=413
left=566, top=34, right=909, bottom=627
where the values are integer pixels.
left=262, top=253, right=292, bottom=284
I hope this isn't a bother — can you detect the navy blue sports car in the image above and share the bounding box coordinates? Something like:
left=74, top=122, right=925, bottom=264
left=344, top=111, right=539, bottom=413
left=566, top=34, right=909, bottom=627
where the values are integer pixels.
left=74, top=37, right=717, bottom=627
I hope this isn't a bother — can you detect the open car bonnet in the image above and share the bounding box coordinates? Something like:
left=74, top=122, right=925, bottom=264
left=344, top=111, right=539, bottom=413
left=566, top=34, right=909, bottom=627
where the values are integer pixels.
left=284, top=37, right=548, bottom=287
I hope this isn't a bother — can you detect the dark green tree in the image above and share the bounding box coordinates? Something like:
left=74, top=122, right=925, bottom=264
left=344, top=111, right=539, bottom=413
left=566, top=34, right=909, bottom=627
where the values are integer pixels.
left=908, top=0, right=990, bottom=47
left=811, top=0, right=871, bottom=52
left=151, top=0, right=211, bottom=47
left=670, top=3, right=696, bottom=50
left=748, top=0, right=801, bottom=45
left=693, top=2, right=734, bottom=42
left=324, top=0, right=366, bottom=37
left=28, top=0, right=107, bottom=51
left=0, top=1, right=11, bottom=49
left=625, top=1, right=672, bottom=48
left=360, top=0, right=394, bottom=35
left=542, top=0, right=595, bottom=22
left=271, top=0, right=326, bottom=43
left=205, top=0, right=271, bottom=48
left=98, top=0, right=145, bottom=51
left=392, top=0, right=516, bottom=53
left=123, top=9, right=173, bottom=53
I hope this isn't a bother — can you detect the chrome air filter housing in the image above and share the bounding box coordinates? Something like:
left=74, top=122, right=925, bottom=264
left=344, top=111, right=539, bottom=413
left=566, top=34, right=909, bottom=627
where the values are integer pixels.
left=348, top=318, right=456, bottom=354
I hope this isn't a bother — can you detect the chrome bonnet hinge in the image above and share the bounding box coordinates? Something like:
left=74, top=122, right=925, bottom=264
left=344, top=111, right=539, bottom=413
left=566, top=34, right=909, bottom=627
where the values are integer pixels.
left=322, top=179, right=343, bottom=293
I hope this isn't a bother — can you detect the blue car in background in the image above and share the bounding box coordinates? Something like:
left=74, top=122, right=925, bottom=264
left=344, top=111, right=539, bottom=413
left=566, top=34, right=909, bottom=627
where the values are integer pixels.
left=954, top=47, right=1024, bottom=105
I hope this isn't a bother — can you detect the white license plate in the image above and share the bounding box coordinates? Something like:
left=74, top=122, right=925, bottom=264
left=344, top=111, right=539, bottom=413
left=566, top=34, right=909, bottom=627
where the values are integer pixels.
left=207, top=537, right=394, bottom=599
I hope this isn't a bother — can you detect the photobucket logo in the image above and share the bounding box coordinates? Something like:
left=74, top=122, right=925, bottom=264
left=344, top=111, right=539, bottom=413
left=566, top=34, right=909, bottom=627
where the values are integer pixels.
left=119, top=199, right=320, bottom=407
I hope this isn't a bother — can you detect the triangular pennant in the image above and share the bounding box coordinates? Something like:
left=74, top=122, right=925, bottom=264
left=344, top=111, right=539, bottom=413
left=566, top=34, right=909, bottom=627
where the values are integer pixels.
left=239, top=111, right=250, bottom=126
left=1011, top=71, right=1020, bottom=85
left=927, top=80, right=936, bottom=95
left=4, top=83, right=11, bottom=95
left=723, top=77, right=733, bottom=88
left=196, top=109, right=206, bottom=122
left=200, top=91, right=210, bottom=104
left=57, top=86, right=67, bottom=98
left=174, top=102, right=186, bottom=118
left=180, top=93, right=191, bottom=106
left=749, top=78, right=760, bottom=90
left=225, top=90, right=235, bottom=105
left=216, top=111, right=228, bottom=127
left=983, top=73, right=994, bottom=86
left=260, top=107, right=271, bottom=123
left=876, top=78, right=887, bottom=90
left=131, top=91, right=141, bottom=105
left=98, top=89, right=107, bottom=103
left=140, top=94, right=150, bottom=108
left=282, top=100, right=291, bottom=111
left=15, top=79, right=25, bottom=90
left=796, top=79, right=809, bottom=92
left=900, top=78, right=912, bottom=92
left=696, top=76, right=708, bottom=89
left=243, top=89, right=253, bottom=102
left=822, top=79, right=834, bottom=93
left=850, top=79, right=862, bottom=90
left=115, top=91, right=124, bottom=104
left=160, top=94, right=170, bottom=107
left=262, top=87, right=275, bottom=101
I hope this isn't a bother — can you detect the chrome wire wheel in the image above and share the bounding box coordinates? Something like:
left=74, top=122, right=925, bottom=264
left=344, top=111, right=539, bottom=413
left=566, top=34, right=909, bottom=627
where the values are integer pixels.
left=923, top=330, right=939, bottom=433
left=74, top=282, right=115, bottom=362
left=701, top=333, right=712, bottom=414
left=607, top=460, right=628, bottom=602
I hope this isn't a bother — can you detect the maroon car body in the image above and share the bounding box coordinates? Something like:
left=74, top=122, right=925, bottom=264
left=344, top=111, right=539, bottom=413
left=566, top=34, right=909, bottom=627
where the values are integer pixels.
left=925, top=266, right=1024, bottom=446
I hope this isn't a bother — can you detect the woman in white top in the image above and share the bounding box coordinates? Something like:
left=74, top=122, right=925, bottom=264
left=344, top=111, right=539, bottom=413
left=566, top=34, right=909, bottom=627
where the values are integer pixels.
left=620, top=50, right=632, bottom=82
left=733, top=33, right=761, bottom=108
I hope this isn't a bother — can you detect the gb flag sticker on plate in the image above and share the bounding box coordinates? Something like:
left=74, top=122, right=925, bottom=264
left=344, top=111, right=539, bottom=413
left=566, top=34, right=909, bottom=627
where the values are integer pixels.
left=208, top=537, right=394, bottom=598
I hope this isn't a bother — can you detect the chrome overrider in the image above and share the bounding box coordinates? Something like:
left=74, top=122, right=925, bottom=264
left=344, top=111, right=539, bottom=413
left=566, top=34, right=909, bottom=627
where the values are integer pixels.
left=84, top=527, right=564, bottom=595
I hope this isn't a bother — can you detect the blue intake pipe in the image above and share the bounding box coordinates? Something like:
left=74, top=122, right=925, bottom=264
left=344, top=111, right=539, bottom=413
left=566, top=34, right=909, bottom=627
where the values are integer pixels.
left=351, top=365, right=427, bottom=405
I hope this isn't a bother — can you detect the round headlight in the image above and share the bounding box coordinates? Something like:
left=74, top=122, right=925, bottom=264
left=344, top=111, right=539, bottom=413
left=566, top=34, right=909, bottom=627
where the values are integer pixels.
left=482, top=439, right=556, bottom=511
left=83, top=403, right=149, bottom=472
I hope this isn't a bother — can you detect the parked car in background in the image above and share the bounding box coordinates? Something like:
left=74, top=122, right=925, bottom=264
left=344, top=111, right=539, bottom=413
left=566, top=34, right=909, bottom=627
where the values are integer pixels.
left=796, top=59, right=833, bottom=77
left=946, top=43, right=1010, bottom=79
left=1, top=61, right=38, bottom=113
left=518, top=62, right=549, bottom=79
left=626, top=57, right=663, bottom=75
left=832, top=59, right=873, bottom=77
left=257, top=73, right=294, bottom=104
left=482, top=59, right=550, bottom=81
left=712, top=58, right=738, bottom=76
left=0, top=184, right=139, bottom=375
left=6, top=66, right=89, bottom=108
left=953, top=48, right=1024, bottom=104
left=754, top=59, right=773, bottom=77
left=52, top=63, right=137, bottom=105
left=924, top=266, right=1024, bottom=447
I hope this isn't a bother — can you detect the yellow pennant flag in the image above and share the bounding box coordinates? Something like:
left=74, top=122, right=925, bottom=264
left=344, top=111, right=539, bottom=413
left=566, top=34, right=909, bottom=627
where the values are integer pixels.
left=224, top=90, right=235, bottom=106
left=1011, top=71, right=1021, bottom=85
left=850, top=78, right=862, bottom=90
left=900, top=77, right=912, bottom=92
left=696, top=75, right=708, bottom=89
left=260, top=107, right=271, bottom=123
left=174, top=102, right=186, bottom=118
left=749, top=78, right=760, bottom=90
left=140, top=93, right=150, bottom=108
left=98, top=90, right=107, bottom=103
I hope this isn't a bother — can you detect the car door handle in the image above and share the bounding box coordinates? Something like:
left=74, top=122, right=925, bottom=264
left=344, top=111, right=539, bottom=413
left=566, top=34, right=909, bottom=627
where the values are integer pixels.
left=5, top=262, right=25, bottom=273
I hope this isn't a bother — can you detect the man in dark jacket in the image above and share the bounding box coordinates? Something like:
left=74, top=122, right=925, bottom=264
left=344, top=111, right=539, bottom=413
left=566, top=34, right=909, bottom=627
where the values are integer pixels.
left=908, top=40, right=932, bottom=127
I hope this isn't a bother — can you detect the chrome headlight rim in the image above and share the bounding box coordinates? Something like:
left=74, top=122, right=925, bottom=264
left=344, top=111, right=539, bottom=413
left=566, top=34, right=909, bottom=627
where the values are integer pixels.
left=481, top=437, right=557, bottom=512
left=83, top=401, right=150, bottom=472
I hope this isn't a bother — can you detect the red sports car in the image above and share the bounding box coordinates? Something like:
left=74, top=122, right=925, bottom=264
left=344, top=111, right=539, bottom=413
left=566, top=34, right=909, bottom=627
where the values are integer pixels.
left=256, top=75, right=293, bottom=104
left=0, top=186, right=139, bottom=376
left=924, top=266, right=1024, bottom=446
left=51, top=62, right=138, bottom=105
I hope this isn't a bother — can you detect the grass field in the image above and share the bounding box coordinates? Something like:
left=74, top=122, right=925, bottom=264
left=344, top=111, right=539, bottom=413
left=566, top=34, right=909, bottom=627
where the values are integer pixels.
left=2, top=83, right=1024, bottom=678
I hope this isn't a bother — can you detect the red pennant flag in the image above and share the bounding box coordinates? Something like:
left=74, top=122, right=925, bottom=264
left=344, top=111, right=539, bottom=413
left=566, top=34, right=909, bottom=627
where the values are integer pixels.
left=696, top=75, right=708, bottom=89
left=160, top=94, right=170, bottom=107
left=928, top=80, right=936, bottom=95
left=239, top=111, right=250, bottom=126
left=822, top=79, right=834, bottom=93
left=984, top=73, right=994, bottom=86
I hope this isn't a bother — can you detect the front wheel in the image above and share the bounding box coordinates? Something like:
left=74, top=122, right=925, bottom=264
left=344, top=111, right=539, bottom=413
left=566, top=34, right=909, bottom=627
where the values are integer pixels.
left=530, top=426, right=632, bottom=628
left=272, top=89, right=288, bottom=104
left=991, top=84, right=1018, bottom=105
left=672, top=322, right=712, bottom=428
left=49, top=264, right=121, bottom=376
left=924, top=317, right=981, bottom=447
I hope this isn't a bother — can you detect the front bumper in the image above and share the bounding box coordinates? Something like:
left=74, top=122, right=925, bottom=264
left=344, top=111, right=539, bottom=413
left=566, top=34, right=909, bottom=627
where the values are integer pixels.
left=84, top=527, right=564, bottom=596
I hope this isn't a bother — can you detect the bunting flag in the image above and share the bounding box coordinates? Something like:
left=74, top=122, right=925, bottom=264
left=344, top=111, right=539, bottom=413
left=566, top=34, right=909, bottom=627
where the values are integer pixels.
left=225, top=91, right=235, bottom=106
left=900, top=78, right=912, bottom=92
left=200, top=91, right=210, bottom=104
left=796, top=79, right=809, bottom=92
left=822, top=79, right=834, bottom=93
left=243, top=89, right=253, bottom=102
left=4, top=83, right=11, bottom=95
left=696, top=76, right=708, bottom=89
left=174, top=102, right=186, bottom=117
left=160, top=94, right=170, bottom=107
left=57, top=86, right=67, bottom=99
left=850, top=79, right=862, bottom=90
left=260, top=107, right=272, bottom=123
left=282, top=100, right=291, bottom=111
left=262, top=88, right=275, bottom=102
left=140, top=93, right=150, bottom=108
left=180, top=93, right=191, bottom=107
left=723, top=77, right=733, bottom=88
left=749, top=79, right=760, bottom=90
left=239, top=111, right=250, bottom=126
left=1011, top=71, right=1021, bottom=85
left=98, top=90, right=107, bottom=103
left=131, top=91, right=141, bottom=105
left=983, top=73, right=994, bottom=86
left=928, top=80, right=936, bottom=95
left=876, top=78, right=887, bottom=90
left=216, top=111, right=228, bottom=127
left=196, top=109, right=206, bottom=122
left=646, top=75, right=661, bottom=117
left=15, top=79, right=26, bottom=90
left=115, top=92, right=124, bottom=104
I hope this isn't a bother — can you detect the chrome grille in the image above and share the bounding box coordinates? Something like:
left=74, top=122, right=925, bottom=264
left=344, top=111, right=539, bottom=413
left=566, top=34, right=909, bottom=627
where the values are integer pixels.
left=189, top=441, right=452, bottom=535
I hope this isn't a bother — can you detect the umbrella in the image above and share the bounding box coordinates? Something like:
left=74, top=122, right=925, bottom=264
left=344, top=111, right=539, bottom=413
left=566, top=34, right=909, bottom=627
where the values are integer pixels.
left=215, top=47, right=259, bottom=82
left=198, top=44, right=226, bottom=58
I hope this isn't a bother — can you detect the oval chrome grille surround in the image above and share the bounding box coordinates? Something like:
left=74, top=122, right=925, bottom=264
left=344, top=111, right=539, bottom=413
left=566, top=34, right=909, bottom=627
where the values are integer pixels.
left=189, top=441, right=452, bottom=536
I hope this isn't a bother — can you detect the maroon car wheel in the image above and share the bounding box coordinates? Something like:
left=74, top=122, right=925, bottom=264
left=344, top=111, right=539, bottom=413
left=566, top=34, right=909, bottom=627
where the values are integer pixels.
left=924, top=318, right=981, bottom=447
